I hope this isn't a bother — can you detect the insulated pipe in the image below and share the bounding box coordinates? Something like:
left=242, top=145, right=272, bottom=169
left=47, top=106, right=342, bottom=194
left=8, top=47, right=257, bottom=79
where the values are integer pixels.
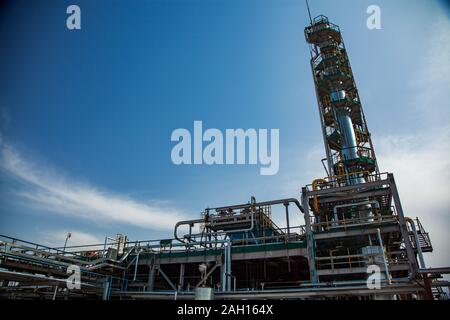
left=336, top=111, right=364, bottom=185
left=331, top=90, right=365, bottom=185
left=102, top=277, right=111, bottom=300
left=174, top=218, right=208, bottom=243
left=312, top=179, right=327, bottom=214
left=173, top=213, right=255, bottom=244
left=222, top=244, right=227, bottom=292
left=226, top=239, right=231, bottom=291
left=332, top=200, right=379, bottom=223
left=377, top=228, right=391, bottom=285
left=52, top=285, right=58, bottom=300
left=133, top=249, right=140, bottom=281
left=211, top=198, right=304, bottom=214
left=284, top=203, right=290, bottom=236
left=301, top=188, right=319, bottom=284
left=97, top=244, right=138, bottom=266
left=173, top=197, right=304, bottom=244
left=210, top=212, right=255, bottom=236
left=405, top=217, right=426, bottom=269
left=336, top=111, right=358, bottom=160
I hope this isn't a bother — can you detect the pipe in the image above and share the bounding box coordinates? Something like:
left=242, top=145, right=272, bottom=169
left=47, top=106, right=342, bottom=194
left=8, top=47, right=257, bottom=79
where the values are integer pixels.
left=97, top=242, right=136, bottom=263
left=102, top=277, right=111, bottom=300
left=312, top=179, right=326, bottom=214
left=179, top=264, right=185, bottom=291
left=336, top=109, right=359, bottom=161
left=329, top=89, right=366, bottom=185
left=210, top=212, right=255, bottom=234
left=196, top=264, right=219, bottom=288
left=376, top=228, right=391, bottom=285
left=52, top=285, right=58, bottom=300
left=226, top=239, right=231, bottom=291
left=174, top=198, right=304, bottom=244
left=118, top=277, right=417, bottom=299
left=174, top=212, right=255, bottom=244
left=284, top=203, right=291, bottom=236
left=133, top=249, right=140, bottom=281
left=211, top=198, right=304, bottom=214
left=89, top=262, right=126, bottom=271
left=173, top=218, right=205, bottom=243
left=310, top=171, right=372, bottom=221
left=301, top=189, right=319, bottom=284
left=332, top=200, right=379, bottom=224
left=222, top=247, right=227, bottom=292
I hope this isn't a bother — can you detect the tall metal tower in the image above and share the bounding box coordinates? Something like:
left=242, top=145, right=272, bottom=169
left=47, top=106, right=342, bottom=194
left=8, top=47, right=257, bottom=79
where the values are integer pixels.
left=305, top=15, right=379, bottom=182
left=301, top=13, right=433, bottom=291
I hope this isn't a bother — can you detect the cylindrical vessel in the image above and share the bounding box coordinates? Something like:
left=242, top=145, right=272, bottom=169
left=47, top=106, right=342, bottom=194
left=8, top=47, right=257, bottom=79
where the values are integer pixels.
left=195, top=287, right=214, bottom=300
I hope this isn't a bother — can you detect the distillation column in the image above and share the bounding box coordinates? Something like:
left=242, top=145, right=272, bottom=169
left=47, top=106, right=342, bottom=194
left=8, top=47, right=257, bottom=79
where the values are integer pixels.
left=303, top=16, right=422, bottom=292
left=305, top=16, right=379, bottom=184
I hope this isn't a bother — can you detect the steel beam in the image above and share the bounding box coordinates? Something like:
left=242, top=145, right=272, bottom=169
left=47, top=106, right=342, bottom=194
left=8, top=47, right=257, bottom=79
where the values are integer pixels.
left=195, top=263, right=219, bottom=288
left=308, top=179, right=389, bottom=196
left=302, top=188, right=318, bottom=284
left=388, top=173, right=419, bottom=275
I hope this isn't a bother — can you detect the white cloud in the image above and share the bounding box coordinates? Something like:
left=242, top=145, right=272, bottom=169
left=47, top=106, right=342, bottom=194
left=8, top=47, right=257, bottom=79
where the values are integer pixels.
left=359, top=15, right=450, bottom=268
left=384, top=15, right=450, bottom=268
left=38, top=229, right=103, bottom=249
left=0, top=144, right=186, bottom=231
left=377, top=129, right=450, bottom=213
left=411, top=15, right=450, bottom=126
left=376, top=129, right=450, bottom=268
left=278, top=143, right=325, bottom=195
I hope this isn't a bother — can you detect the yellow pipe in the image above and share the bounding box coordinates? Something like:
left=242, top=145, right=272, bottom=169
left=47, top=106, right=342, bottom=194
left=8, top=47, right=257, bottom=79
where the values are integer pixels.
left=311, top=171, right=370, bottom=214
left=312, top=179, right=326, bottom=214
left=326, top=170, right=370, bottom=183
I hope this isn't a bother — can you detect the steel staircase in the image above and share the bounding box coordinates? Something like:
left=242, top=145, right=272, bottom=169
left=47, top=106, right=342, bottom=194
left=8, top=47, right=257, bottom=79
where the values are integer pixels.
left=409, top=218, right=433, bottom=253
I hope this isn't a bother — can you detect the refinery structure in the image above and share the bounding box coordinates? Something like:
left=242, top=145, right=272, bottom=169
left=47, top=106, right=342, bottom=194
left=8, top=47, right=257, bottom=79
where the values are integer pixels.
left=0, top=14, right=449, bottom=300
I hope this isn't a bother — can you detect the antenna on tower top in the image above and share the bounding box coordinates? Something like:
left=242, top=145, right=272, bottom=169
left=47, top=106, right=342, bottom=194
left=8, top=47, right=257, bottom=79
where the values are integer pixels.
left=306, top=0, right=313, bottom=25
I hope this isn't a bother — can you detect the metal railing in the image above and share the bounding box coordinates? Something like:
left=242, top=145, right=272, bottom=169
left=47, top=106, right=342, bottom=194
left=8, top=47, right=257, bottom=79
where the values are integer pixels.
left=306, top=172, right=387, bottom=192
left=311, top=213, right=398, bottom=233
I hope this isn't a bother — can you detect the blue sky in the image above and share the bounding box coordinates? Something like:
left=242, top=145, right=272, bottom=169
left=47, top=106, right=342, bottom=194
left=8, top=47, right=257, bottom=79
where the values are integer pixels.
left=0, top=0, right=449, bottom=268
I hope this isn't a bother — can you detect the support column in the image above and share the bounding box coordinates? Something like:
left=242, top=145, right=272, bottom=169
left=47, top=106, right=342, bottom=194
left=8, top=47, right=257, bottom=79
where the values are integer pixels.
left=302, top=188, right=318, bottom=284
left=226, top=241, right=232, bottom=291
left=102, top=276, right=111, bottom=300
left=388, top=173, right=419, bottom=275
left=284, top=202, right=290, bottom=237
left=157, top=266, right=177, bottom=291
left=147, top=264, right=156, bottom=292
left=422, top=273, right=434, bottom=300
left=377, top=228, right=391, bottom=284
left=178, top=264, right=185, bottom=291
left=221, top=263, right=226, bottom=292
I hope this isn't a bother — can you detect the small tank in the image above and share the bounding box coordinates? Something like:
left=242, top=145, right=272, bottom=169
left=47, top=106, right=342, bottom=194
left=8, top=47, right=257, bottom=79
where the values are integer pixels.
left=195, top=287, right=214, bottom=300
